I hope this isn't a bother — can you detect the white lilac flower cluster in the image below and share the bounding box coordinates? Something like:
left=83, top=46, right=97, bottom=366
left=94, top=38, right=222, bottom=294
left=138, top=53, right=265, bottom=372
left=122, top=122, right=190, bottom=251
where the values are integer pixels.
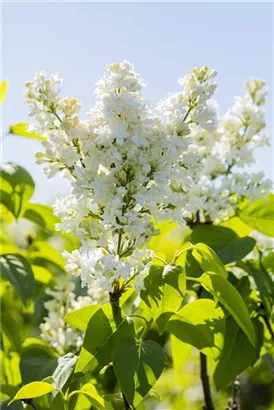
left=40, top=279, right=107, bottom=354
left=25, top=61, right=218, bottom=293
left=247, top=230, right=274, bottom=261
left=158, top=77, right=271, bottom=222
left=25, top=61, right=270, bottom=294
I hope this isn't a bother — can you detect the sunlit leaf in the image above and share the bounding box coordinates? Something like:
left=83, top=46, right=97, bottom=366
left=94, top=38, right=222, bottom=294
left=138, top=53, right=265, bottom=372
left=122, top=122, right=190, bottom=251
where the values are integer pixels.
left=23, top=203, right=60, bottom=232
left=1, top=312, right=22, bottom=352
left=10, top=123, right=46, bottom=141
left=0, top=163, right=35, bottom=220
left=27, top=241, right=65, bottom=271
left=140, top=264, right=186, bottom=334
left=192, top=243, right=227, bottom=277
left=190, top=225, right=256, bottom=264
left=0, top=80, right=8, bottom=103
left=31, top=265, right=53, bottom=284
left=69, top=383, right=112, bottom=409
left=168, top=299, right=225, bottom=357
left=220, top=217, right=252, bottom=237
left=239, top=195, right=274, bottom=237
left=199, top=272, right=255, bottom=345
left=148, top=220, right=190, bottom=262
left=75, top=305, right=135, bottom=376
left=0, top=254, right=35, bottom=305
left=9, top=381, right=55, bottom=404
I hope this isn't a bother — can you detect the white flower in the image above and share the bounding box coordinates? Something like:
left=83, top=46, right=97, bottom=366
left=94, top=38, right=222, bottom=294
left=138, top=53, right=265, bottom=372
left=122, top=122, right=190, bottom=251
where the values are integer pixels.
left=25, top=62, right=271, bottom=297
left=40, top=278, right=107, bottom=354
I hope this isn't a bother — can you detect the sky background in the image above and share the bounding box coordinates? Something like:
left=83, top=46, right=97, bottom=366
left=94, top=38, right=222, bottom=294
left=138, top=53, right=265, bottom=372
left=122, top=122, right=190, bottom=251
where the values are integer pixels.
left=2, top=1, right=273, bottom=203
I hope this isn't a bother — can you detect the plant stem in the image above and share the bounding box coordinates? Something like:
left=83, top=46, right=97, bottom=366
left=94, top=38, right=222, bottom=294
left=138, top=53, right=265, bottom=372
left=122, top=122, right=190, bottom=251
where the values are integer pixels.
left=173, top=245, right=193, bottom=263
left=182, top=106, right=193, bottom=122
left=140, top=318, right=153, bottom=340
left=110, top=298, right=123, bottom=326
left=130, top=314, right=149, bottom=325
left=261, top=313, right=274, bottom=341
left=117, top=231, right=123, bottom=256
left=200, top=353, right=215, bottom=410
left=186, top=276, right=200, bottom=283
left=154, top=255, right=168, bottom=265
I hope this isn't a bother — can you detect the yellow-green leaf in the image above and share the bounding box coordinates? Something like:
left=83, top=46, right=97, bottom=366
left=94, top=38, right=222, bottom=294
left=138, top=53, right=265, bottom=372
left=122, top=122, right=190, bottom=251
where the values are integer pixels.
left=10, top=123, right=46, bottom=141
left=1, top=163, right=35, bottom=220
left=0, top=80, right=8, bottom=103
left=199, top=272, right=255, bottom=345
left=192, top=243, right=227, bottom=278
left=31, top=265, right=53, bottom=284
left=23, top=203, right=60, bottom=232
left=70, top=383, right=111, bottom=409
left=239, top=195, right=274, bottom=237
left=140, top=264, right=186, bottom=334
left=9, top=381, right=55, bottom=404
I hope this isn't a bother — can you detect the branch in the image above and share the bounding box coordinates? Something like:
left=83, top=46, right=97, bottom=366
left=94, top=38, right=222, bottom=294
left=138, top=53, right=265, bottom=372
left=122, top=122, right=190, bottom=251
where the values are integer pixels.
left=200, top=353, right=215, bottom=410
left=261, top=313, right=274, bottom=341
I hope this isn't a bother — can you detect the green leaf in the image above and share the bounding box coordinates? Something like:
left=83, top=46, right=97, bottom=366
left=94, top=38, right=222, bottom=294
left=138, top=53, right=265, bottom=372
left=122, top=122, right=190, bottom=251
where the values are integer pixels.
left=227, top=272, right=251, bottom=302
left=113, top=337, right=165, bottom=407
left=9, top=381, right=55, bottom=404
left=199, top=272, right=255, bottom=345
left=31, top=265, right=53, bottom=285
left=191, top=225, right=237, bottom=249
left=23, top=203, right=60, bottom=232
left=65, top=305, right=100, bottom=331
left=0, top=384, right=19, bottom=399
left=214, top=316, right=264, bottom=390
left=0, top=254, right=35, bottom=305
left=9, top=123, right=46, bottom=141
left=221, top=216, right=252, bottom=237
left=218, top=237, right=256, bottom=265
left=27, top=241, right=65, bottom=271
left=1, top=400, right=24, bottom=409
left=190, top=225, right=256, bottom=264
left=148, top=220, right=190, bottom=262
left=262, top=251, right=274, bottom=273
left=75, top=305, right=135, bottom=376
left=65, top=292, right=136, bottom=332
left=239, top=196, right=274, bottom=237
left=168, top=299, right=225, bottom=355
left=192, top=243, right=227, bottom=278
left=0, top=163, right=35, bottom=219
left=1, top=350, right=22, bottom=386
left=238, top=260, right=274, bottom=317
left=140, top=264, right=186, bottom=334
left=20, top=340, right=58, bottom=383
left=1, top=312, right=22, bottom=352
left=70, top=383, right=111, bottom=409
left=170, top=335, right=193, bottom=378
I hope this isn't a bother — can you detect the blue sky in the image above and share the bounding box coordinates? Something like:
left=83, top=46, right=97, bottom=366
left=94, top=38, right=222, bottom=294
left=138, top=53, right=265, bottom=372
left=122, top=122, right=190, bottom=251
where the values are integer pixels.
left=2, top=1, right=273, bottom=203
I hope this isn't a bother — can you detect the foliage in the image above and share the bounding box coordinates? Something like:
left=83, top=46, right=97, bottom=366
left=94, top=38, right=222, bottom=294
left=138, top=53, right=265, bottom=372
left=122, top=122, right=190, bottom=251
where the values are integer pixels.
left=9, top=123, right=46, bottom=141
